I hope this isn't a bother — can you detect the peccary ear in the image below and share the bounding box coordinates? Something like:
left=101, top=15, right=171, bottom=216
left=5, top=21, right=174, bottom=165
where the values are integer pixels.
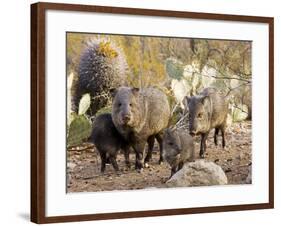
left=201, top=95, right=210, bottom=105
left=183, top=96, right=190, bottom=108
left=131, top=87, right=140, bottom=96
left=109, top=88, right=117, bottom=98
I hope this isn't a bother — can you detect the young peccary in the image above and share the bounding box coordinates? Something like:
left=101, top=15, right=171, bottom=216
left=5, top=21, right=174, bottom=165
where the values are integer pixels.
left=163, top=128, right=195, bottom=177
left=111, top=87, right=170, bottom=171
left=89, top=113, right=130, bottom=173
left=184, top=87, right=229, bottom=158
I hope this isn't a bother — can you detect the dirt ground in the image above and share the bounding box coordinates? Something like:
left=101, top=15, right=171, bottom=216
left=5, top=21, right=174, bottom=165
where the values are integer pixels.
left=67, top=121, right=252, bottom=193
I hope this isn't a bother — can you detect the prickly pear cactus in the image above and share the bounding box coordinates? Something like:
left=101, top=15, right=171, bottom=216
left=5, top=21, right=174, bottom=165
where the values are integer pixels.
left=67, top=72, right=74, bottom=126
left=67, top=115, right=92, bottom=147
left=67, top=93, right=92, bottom=147
left=78, top=93, right=91, bottom=115
left=165, top=58, right=184, bottom=80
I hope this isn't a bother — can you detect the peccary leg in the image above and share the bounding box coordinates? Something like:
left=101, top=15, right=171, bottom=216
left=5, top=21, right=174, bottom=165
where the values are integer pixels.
left=200, top=132, right=209, bottom=158
left=109, top=155, right=119, bottom=172
left=133, top=142, right=146, bottom=171
left=144, top=136, right=155, bottom=167
left=178, top=161, right=184, bottom=171
left=214, top=128, right=219, bottom=146
left=171, top=166, right=177, bottom=178
left=105, top=156, right=110, bottom=164
left=155, top=133, right=164, bottom=164
left=100, top=152, right=107, bottom=173
left=221, top=126, right=226, bottom=148
left=123, top=146, right=131, bottom=168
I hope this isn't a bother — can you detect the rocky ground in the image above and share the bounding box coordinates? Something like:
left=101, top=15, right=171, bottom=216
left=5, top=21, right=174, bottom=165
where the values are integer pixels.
left=67, top=121, right=252, bottom=193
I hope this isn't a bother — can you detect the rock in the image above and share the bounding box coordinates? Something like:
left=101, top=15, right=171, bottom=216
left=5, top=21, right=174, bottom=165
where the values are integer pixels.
left=166, top=160, right=228, bottom=187
left=67, top=174, right=72, bottom=185
left=67, top=162, right=76, bottom=170
left=245, top=165, right=252, bottom=184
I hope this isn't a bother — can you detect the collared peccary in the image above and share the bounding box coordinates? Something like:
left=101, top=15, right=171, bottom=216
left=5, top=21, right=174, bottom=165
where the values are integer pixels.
left=184, top=87, right=229, bottom=158
left=89, top=113, right=130, bottom=173
left=163, top=128, right=195, bottom=177
left=111, top=87, right=170, bottom=171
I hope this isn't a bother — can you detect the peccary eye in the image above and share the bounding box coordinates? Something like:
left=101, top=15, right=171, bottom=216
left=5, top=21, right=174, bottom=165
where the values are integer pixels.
left=129, top=103, right=132, bottom=107
left=197, top=113, right=203, bottom=118
left=118, top=103, right=122, bottom=107
left=168, top=142, right=173, bottom=146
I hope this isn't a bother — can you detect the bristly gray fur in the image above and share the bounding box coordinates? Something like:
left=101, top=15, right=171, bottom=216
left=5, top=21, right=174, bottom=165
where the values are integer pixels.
left=163, top=128, right=194, bottom=177
left=185, top=87, right=229, bottom=158
left=112, top=86, right=170, bottom=170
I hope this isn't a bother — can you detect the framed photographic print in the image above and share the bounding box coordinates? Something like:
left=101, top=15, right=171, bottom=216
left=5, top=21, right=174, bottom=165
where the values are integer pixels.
left=31, top=2, right=274, bottom=224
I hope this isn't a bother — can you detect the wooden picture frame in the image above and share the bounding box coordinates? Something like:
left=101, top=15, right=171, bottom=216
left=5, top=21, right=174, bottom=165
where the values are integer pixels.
left=31, top=2, right=274, bottom=224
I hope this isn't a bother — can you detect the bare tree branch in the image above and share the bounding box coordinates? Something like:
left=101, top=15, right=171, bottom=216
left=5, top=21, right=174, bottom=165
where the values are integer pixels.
left=226, top=82, right=251, bottom=96
left=205, top=63, right=251, bottom=83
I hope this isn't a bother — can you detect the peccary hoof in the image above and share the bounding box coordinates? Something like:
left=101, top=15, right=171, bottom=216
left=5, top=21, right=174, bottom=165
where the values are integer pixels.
left=199, top=153, right=205, bottom=158
left=135, top=162, right=143, bottom=170
left=137, top=168, right=144, bottom=173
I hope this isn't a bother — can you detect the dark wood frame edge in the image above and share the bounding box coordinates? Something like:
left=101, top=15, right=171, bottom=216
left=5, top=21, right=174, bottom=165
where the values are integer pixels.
left=268, top=15, right=274, bottom=209
left=30, top=2, right=274, bottom=224
left=31, top=3, right=46, bottom=223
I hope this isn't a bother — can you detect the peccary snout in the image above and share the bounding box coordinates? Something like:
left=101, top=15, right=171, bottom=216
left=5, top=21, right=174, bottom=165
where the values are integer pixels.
left=112, top=87, right=140, bottom=127
left=122, top=113, right=131, bottom=124
left=187, top=95, right=211, bottom=136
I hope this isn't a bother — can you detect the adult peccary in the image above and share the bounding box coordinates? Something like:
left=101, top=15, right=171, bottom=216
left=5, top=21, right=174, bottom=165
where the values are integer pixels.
left=111, top=87, right=170, bottom=171
left=184, top=87, right=229, bottom=158
left=163, top=128, right=195, bottom=177
left=88, top=113, right=130, bottom=173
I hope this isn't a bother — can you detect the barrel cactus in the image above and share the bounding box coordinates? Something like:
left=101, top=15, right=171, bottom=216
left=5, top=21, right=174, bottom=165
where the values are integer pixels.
left=73, top=39, right=128, bottom=116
